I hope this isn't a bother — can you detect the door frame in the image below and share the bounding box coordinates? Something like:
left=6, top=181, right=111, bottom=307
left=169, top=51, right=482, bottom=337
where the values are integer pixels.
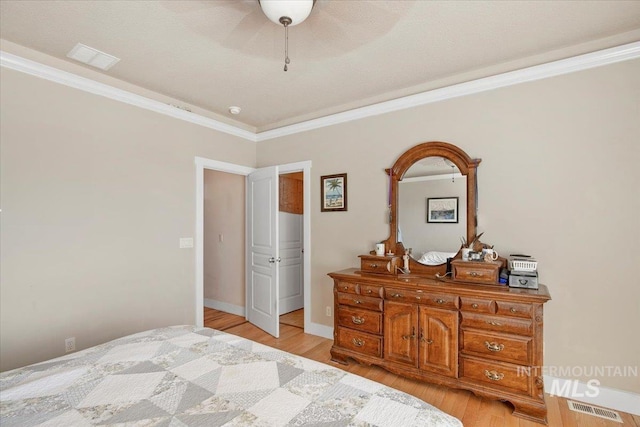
left=194, top=157, right=312, bottom=333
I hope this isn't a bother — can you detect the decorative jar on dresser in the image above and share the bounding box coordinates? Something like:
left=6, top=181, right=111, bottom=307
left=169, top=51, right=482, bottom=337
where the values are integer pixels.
left=328, top=141, right=552, bottom=424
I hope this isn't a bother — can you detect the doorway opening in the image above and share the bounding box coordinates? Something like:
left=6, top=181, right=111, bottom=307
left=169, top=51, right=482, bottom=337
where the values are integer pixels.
left=277, top=172, right=304, bottom=328
left=195, top=157, right=312, bottom=336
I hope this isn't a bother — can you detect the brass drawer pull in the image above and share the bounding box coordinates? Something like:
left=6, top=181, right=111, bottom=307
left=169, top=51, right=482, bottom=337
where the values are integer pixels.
left=351, top=316, right=365, bottom=325
left=343, top=286, right=349, bottom=291
left=366, top=289, right=373, bottom=294
left=484, top=341, right=505, bottom=352
left=471, top=303, right=479, bottom=309
left=510, top=307, right=517, bottom=313
left=353, top=299, right=362, bottom=304
left=484, top=370, right=504, bottom=381
left=470, top=272, right=479, bottom=277
left=351, top=338, right=364, bottom=347
left=369, top=263, right=378, bottom=268
left=402, top=327, right=416, bottom=340
left=420, top=332, right=433, bottom=344
left=486, top=320, right=502, bottom=326
left=435, top=298, right=445, bottom=304
left=391, top=293, right=403, bottom=298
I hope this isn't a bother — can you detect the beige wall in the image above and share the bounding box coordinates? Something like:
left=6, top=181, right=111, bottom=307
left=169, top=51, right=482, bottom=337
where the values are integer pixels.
left=1, top=48, right=638, bottom=394
left=257, top=59, right=640, bottom=393
left=203, top=170, right=245, bottom=307
left=0, top=68, right=255, bottom=371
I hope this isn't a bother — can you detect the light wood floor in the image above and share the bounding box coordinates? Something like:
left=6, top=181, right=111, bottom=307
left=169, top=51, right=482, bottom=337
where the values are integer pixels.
left=204, top=308, right=639, bottom=427
left=279, top=308, right=304, bottom=328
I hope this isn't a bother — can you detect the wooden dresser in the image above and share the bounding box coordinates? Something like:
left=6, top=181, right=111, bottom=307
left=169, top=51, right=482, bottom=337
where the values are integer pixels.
left=329, top=268, right=551, bottom=424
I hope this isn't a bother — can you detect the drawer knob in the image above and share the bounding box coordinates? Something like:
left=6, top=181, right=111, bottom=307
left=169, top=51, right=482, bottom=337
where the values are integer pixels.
left=470, top=272, right=479, bottom=277
left=351, top=338, right=364, bottom=347
left=369, top=263, right=378, bottom=268
left=435, top=298, right=445, bottom=304
left=484, top=370, right=504, bottom=381
left=510, top=307, right=517, bottom=313
left=366, top=289, right=372, bottom=294
left=351, top=316, right=365, bottom=325
left=391, top=293, right=403, bottom=298
left=343, top=286, right=349, bottom=290
left=353, top=299, right=362, bottom=304
left=486, top=320, right=502, bottom=326
left=484, top=341, right=505, bottom=352
left=471, top=303, right=479, bottom=309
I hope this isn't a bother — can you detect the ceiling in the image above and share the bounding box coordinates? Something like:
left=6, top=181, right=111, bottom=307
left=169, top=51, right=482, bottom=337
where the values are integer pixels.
left=1, top=1, right=640, bottom=133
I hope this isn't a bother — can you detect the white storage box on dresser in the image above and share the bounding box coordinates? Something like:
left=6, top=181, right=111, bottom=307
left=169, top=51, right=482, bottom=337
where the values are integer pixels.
left=328, top=141, right=552, bottom=424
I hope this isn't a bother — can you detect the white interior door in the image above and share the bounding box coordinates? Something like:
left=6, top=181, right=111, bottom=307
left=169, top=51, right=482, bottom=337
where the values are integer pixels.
left=279, top=212, right=303, bottom=315
left=246, top=166, right=279, bottom=337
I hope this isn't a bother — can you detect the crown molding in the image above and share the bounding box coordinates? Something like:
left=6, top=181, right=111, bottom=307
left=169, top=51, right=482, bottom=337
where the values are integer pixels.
left=256, top=41, right=640, bottom=141
left=0, top=51, right=257, bottom=142
left=2, top=41, right=639, bottom=143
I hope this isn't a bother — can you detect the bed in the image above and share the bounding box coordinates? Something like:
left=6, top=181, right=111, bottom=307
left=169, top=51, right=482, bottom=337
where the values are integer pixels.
left=1, top=325, right=462, bottom=426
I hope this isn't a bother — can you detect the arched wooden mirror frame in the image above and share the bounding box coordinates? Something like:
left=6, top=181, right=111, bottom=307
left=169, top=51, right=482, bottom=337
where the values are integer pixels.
left=382, top=141, right=481, bottom=276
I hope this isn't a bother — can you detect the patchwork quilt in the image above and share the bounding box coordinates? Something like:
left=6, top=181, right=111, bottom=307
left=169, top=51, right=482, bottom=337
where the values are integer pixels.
left=1, top=326, right=462, bottom=426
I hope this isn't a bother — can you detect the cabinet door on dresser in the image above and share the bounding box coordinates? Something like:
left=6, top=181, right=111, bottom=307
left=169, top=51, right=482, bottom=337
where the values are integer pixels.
left=418, top=307, right=458, bottom=377
left=384, top=301, right=417, bottom=366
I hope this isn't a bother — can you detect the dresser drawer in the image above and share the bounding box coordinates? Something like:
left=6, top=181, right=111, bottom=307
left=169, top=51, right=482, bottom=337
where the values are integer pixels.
left=461, top=329, right=532, bottom=365
left=461, top=312, right=533, bottom=336
left=336, top=327, right=382, bottom=358
left=385, top=288, right=458, bottom=309
left=460, top=296, right=495, bottom=314
left=452, top=260, right=500, bottom=285
left=336, top=281, right=357, bottom=294
left=461, top=357, right=529, bottom=394
left=357, top=284, right=384, bottom=298
left=359, top=255, right=399, bottom=275
left=495, top=301, right=533, bottom=319
left=337, top=306, right=383, bottom=335
left=337, top=293, right=383, bottom=312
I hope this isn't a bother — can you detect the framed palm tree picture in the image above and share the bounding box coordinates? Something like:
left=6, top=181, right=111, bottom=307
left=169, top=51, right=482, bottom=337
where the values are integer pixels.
left=321, top=173, right=347, bottom=212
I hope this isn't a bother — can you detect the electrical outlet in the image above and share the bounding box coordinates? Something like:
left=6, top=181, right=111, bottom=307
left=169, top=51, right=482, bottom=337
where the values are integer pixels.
left=65, top=337, right=75, bottom=353
left=326, top=306, right=331, bottom=317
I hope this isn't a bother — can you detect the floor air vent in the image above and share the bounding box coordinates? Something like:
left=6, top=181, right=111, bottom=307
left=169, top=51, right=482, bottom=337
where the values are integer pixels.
left=567, top=401, right=623, bottom=422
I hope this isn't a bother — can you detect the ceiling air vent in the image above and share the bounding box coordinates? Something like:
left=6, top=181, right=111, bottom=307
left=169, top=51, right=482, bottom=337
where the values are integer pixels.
left=67, top=43, right=120, bottom=71
left=567, top=401, right=623, bottom=422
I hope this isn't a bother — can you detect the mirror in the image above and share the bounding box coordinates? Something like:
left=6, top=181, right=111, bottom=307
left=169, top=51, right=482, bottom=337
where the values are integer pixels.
left=399, top=158, right=466, bottom=265
left=382, top=141, right=481, bottom=276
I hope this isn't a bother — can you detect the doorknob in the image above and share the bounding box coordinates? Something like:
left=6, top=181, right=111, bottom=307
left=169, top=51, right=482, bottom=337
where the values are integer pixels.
left=268, top=257, right=276, bottom=263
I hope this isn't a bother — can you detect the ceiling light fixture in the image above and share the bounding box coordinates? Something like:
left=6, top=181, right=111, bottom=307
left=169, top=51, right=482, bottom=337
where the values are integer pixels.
left=259, top=0, right=315, bottom=71
left=228, top=106, right=241, bottom=115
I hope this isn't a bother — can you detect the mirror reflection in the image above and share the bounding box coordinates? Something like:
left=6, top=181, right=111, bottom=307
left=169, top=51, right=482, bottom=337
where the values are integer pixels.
left=398, top=156, right=466, bottom=265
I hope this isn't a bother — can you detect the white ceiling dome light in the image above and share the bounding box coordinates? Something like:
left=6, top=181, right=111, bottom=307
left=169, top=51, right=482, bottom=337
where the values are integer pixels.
left=259, top=0, right=316, bottom=71
left=259, top=0, right=314, bottom=26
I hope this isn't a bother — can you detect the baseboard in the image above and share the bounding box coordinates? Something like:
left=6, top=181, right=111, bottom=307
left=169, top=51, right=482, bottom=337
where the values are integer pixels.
left=304, top=323, right=334, bottom=340
left=544, top=375, right=640, bottom=416
left=203, top=299, right=246, bottom=317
